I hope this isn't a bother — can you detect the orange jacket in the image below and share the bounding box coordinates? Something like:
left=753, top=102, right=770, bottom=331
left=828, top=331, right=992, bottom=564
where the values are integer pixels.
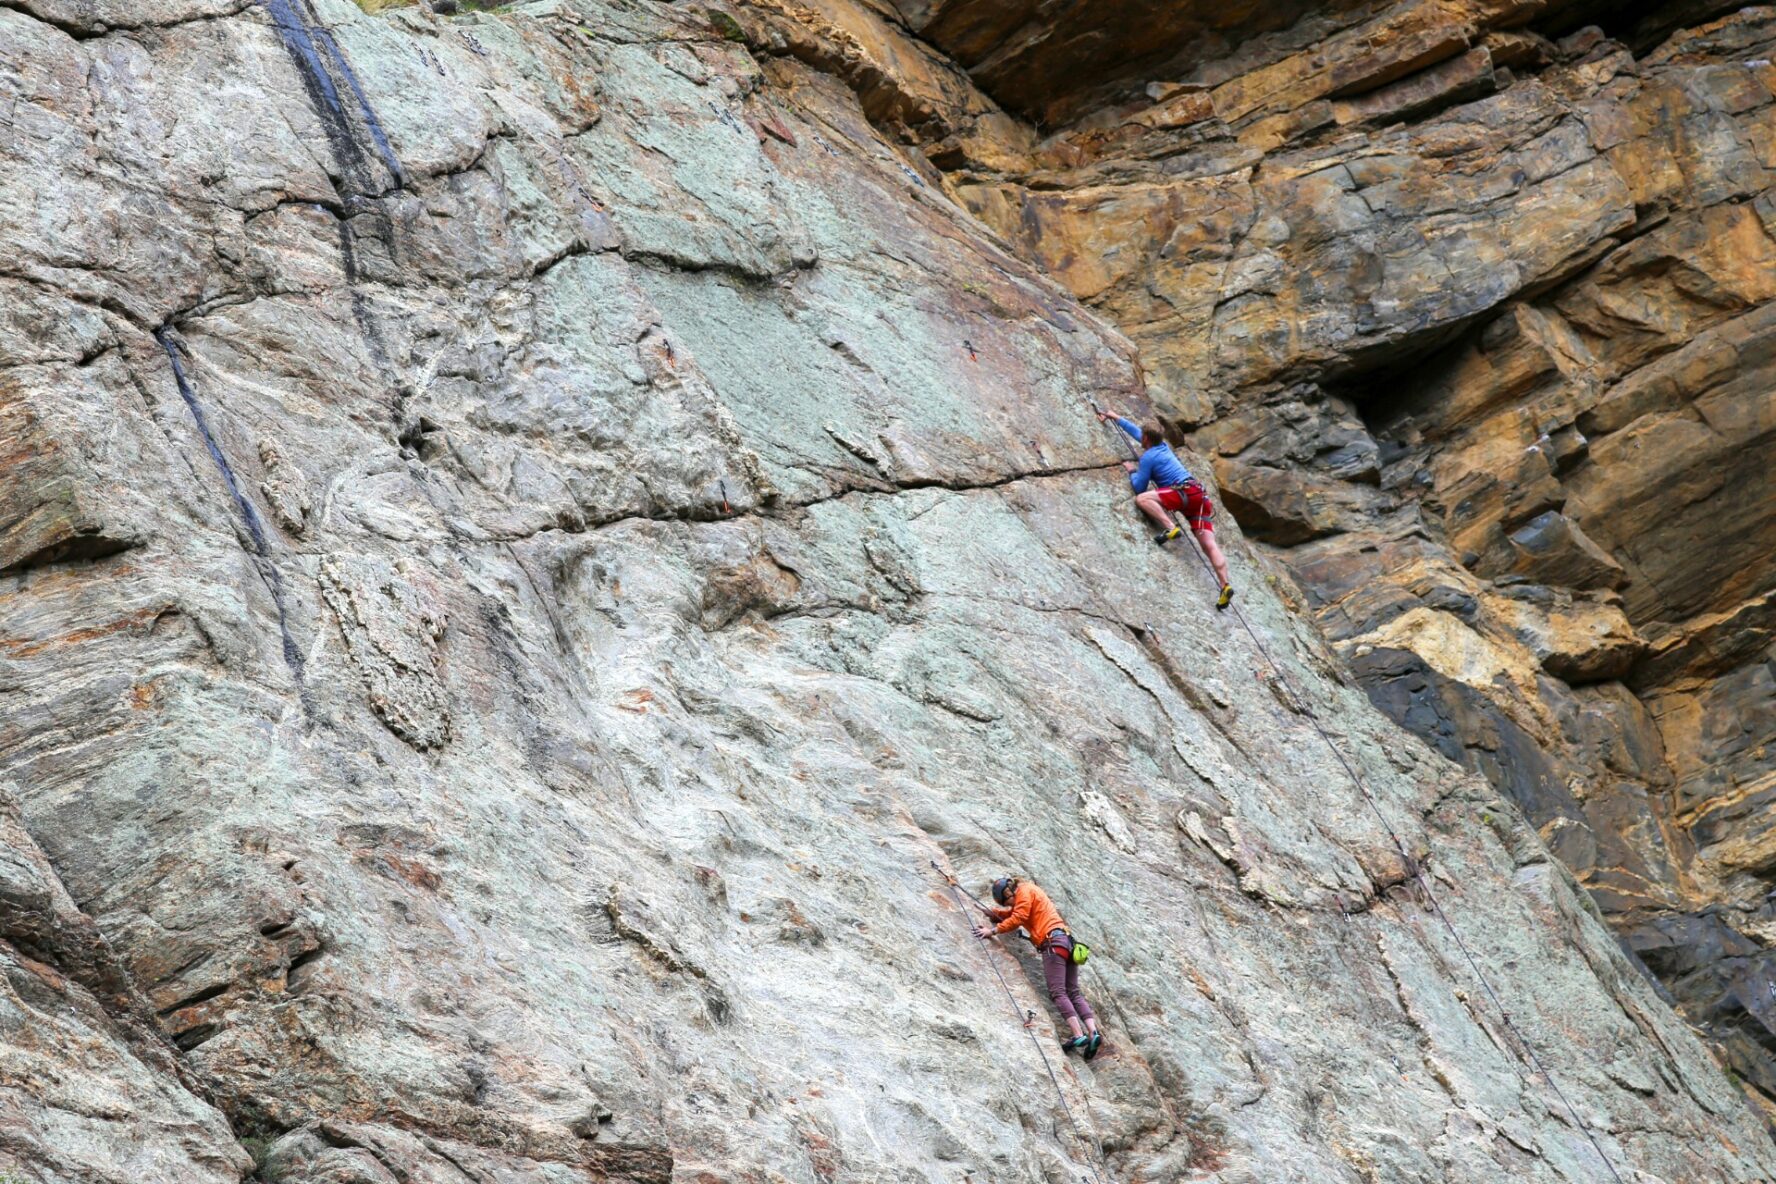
left=993, top=881, right=1067, bottom=948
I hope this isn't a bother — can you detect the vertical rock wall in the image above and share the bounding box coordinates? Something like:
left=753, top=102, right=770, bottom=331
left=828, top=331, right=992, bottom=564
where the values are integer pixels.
left=923, top=0, right=1776, bottom=1120
left=0, top=0, right=1773, bottom=1181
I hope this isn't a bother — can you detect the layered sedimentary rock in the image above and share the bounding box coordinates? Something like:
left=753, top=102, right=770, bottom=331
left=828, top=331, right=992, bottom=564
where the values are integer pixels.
left=2, top=0, right=1775, bottom=1182
left=914, top=0, right=1776, bottom=1119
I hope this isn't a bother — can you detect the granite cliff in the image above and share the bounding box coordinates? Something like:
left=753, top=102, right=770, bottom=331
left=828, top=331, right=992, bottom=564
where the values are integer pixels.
left=915, top=0, right=1776, bottom=1123
left=2, top=0, right=1775, bottom=1182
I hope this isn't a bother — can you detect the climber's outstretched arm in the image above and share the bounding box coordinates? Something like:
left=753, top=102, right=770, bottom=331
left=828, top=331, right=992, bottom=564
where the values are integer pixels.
left=1096, top=410, right=1144, bottom=443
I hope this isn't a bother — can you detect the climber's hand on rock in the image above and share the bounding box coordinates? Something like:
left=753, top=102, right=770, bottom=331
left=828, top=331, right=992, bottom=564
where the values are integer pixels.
left=1123, top=460, right=1137, bottom=473
left=972, top=924, right=995, bottom=940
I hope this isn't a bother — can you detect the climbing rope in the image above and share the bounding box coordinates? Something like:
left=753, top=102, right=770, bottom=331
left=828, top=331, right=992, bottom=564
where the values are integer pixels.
left=1089, top=407, right=1629, bottom=1184
left=929, top=860, right=1110, bottom=1184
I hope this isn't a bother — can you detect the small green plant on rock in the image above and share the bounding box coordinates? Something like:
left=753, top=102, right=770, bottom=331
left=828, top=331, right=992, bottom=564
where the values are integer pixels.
left=238, top=1134, right=272, bottom=1168
left=706, top=8, right=748, bottom=42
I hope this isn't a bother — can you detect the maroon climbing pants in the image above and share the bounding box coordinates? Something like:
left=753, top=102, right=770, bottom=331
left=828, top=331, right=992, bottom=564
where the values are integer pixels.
left=1042, top=942, right=1094, bottom=1025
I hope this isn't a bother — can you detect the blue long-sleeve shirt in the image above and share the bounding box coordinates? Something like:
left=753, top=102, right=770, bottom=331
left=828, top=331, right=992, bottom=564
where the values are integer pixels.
left=1116, top=418, right=1194, bottom=491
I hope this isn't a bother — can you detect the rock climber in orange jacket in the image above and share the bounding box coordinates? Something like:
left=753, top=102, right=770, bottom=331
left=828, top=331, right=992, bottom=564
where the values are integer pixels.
left=974, top=876, right=1102, bottom=1059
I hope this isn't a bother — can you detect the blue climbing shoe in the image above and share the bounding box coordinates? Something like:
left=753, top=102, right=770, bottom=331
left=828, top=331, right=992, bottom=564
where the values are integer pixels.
left=1060, top=1035, right=1089, bottom=1054
left=1084, top=1032, right=1103, bottom=1061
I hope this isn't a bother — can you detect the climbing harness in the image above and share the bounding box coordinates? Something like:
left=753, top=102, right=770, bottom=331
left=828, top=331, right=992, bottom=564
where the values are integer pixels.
left=930, top=861, right=1109, bottom=1184
left=1088, top=405, right=1630, bottom=1184
left=1048, top=929, right=1091, bottom=966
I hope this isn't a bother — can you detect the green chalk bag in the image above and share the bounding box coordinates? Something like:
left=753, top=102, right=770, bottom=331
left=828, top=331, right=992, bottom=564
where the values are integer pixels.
left=1053, top=931, right=1090, bottom=966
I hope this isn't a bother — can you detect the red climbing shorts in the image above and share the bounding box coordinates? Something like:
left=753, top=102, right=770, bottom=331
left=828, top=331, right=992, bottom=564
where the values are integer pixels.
left=1157, top=482, right=1214, bottom=531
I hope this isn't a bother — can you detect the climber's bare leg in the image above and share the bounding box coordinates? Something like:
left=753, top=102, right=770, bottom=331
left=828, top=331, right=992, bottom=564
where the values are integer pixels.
left=1134, top=490, right=1174, bottom=533
left=1196, top=526, right=1232, bottom=589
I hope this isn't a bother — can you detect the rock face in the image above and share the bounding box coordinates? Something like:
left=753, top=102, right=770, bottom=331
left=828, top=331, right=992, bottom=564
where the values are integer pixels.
left=930, top=0, right=1776, bottom=1122
left=2, top=1, right=1776, bottom=1183
left=0, top=784, right=248, bottom=1180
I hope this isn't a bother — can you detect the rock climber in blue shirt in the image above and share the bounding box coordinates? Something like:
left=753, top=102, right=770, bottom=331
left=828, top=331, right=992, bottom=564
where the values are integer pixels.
left=1097, top=410, right=1234, bottom=609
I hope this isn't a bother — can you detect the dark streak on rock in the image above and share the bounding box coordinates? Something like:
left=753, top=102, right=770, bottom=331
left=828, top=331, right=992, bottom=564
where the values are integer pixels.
left=155, top=328, right=314, bottom=720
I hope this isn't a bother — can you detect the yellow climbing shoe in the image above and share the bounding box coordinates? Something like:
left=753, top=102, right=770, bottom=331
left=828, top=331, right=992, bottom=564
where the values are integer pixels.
left=1216, top=585, right=1235, bottom=611
left=1154, top=526, right=1182, bottom=546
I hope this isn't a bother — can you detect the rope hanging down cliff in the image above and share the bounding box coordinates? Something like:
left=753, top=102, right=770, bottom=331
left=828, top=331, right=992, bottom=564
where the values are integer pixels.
left=929, top=860, right=1110, bottom=1184
left=1088, top=405, right=1630, bottom=1184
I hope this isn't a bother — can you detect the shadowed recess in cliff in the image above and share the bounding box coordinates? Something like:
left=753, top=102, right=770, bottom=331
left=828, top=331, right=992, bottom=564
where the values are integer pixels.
left=156, top=328, right=312, bottom=714
left=893, top=0, right=1358, bottom=126
left=1533, top=0, right=1751, bottom=51
left=263, top=0, right=405, bottom=194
